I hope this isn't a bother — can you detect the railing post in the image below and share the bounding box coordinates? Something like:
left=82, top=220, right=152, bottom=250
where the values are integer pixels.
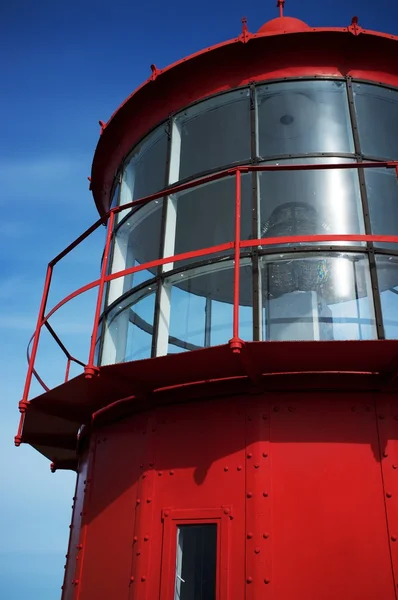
left=229, top=169, right=243, bottom=354
left=15, top=263, right=53, bottom=446
left=85, top=210, right=115, bottom=378
left=64, top=358, right=71, bottom=383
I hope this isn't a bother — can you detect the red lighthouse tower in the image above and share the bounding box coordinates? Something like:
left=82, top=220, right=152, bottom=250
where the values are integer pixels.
left=16, top=4, right=398, bottom=599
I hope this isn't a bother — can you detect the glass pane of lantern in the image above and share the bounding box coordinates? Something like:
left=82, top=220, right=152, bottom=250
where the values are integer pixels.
left=177, top=89, right=251, bottom=180
left=261, top=252, right=376, bottom=341
left=366, top=167, right=398, bottom=249
left=129, top=128, right=168, bottom=200
left=164, top=259, right=253, bottom=355
left=101, top=287, right=156, bottom=364
left=376, top=255, right=398, bottom=339
left=353, top=83, right=398, bottom=159
left=175, top=524, right=217, bottom=600
left=107, top=200, right=163, bottom=306
left=118, top=126, right=168, bottom=223
left=164, top=174, right=252, bottom=268
left=257, top=79, right=354, bottom=157
left=258, top=158, right=364, bottom=246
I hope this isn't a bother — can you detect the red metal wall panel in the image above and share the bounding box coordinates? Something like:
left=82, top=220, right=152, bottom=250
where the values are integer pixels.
left=67, top=391, right=398, bottom=600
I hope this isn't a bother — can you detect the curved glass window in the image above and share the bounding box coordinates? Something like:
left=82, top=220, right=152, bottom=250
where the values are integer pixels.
left=353, top=83, right=398, bottom=159
left=107, top=200, right=163, bottom=305
left=376, top=255, right=398, bottom=339
left=177, top=89, right=251, bottom=180
left=366, top=168, right=398, bottom=249
left=123, top=127, right=168, bottom=203
left=257, top=80, right=354, bottom=157
left=261, top=253, right=376, bottom=341
left=164, top=174, right=252, bottom=268
left=100, top=79, right=398, bottom=365
left=164, top=260, right=253, bottom=354
left=102, top=286, right=156, bottom=365
left=258, top=158, right=364, bottom=244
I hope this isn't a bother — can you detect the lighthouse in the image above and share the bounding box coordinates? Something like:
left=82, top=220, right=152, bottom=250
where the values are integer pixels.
left=16, top=3, right=398, bottom=599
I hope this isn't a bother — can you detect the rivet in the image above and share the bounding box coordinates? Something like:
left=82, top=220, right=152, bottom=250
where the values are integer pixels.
left=392, top=536, right=397, bottom=542
left=224, top=466, right=229, bottom=472
left=247, top=453, right=252, bottom=459
left=164, top=510, right=170, bottom=517
left=263, top=491, right=269, bottom=497
left=141, top=576, right=146, bottom=582
left=142, top=473, right=147, bottom=478
left=76, top=544, right=83, bottom=549
left=247, top=532, right=253, bottom=539
left=262, top=414, right=268, bottom=420
left=393, top=465, right=397, bottom=470
left=273, top=406, right=279, bottom=412
left=158, top=472, right=163, bottom=476
left=169, top=470, right=174, bottom=475
left=288, top=406, right=294, bottom=412
left=130, top=576, right=135, bottom=582
left=263, top=452, right=268, bottom=458
left=379, top=415, right=385, bottom=419
left=383, top=452, right=388, bottom=458
left=247, top=577, right=253, bottom=584
left=264, top=578, right=270, bottom=584
left=263, top=533, right=269, bottom=539
left=136, top=499, right=141, bottom=505
left=387, top=492, right=393, bottom=498
left=237, top=465, right=242, bottom=471
left=254, top=464, right=260, bottom=469
left=133, top=536, right=138, bottom=542
left=149, top=462, right=154, bottom=467
left=223, top=508, right=230, bottom=515
left=247, top=492, right=253, bottom=498
left=136, top=550, right=141, bottom=556
left=144, top=535, right=149, bottom=541
left=147, top=497, right=152, bottom=503
left=254, top=547, right=260, bottom=554
left=140, top=464, right=144, bottom=469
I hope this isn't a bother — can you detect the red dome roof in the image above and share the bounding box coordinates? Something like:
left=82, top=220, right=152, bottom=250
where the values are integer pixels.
left=258, top=16, right=310, bottom=34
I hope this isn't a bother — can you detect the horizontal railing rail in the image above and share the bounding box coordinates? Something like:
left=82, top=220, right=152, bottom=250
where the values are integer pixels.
left=16, top=160, right=398, bottom=445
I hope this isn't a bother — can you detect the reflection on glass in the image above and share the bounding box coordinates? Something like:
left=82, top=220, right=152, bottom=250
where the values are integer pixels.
left=165, top=175, right=252, bottom=267
left=110, top=182, right=120, bottom=209
left=366, top=168, right=398, bottom=249
left=175, top=525, right=217, bottom=600
left=261, top=253, right=376, bottom=341
left=376, top=255, right=398, bottom=339
left=178, top=90, right=251, bottom=180
left=125, top=129, right=168, bottom=200
left=257, top=80, right=353, bottom=157
left=258, top=159, right=364, bottom=244
left=165, top=260, right=253, bottom=355
left=107, top=201, right=163, bottom=305
left=353, top=83, right=398, bottom=159
left=101, top=288, right=156, bottom=365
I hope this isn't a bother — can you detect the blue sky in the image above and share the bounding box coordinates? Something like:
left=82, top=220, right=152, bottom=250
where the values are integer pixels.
left=1, top=1, right=398, bottom=598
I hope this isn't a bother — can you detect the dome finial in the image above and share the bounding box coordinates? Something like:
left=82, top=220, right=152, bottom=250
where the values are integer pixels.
left=277, top=0, right=285, bottom=18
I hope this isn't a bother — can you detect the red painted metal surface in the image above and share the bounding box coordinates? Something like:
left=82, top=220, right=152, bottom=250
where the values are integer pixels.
left=56, top=394, right=398, bottom=599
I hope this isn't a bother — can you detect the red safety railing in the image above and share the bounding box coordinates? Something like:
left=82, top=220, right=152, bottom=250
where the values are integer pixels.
left=16, top=160, right=398, bottom=443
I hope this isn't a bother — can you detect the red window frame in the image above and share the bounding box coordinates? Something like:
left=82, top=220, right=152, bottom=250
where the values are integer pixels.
left=160, top=507, right=232, bottom=600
